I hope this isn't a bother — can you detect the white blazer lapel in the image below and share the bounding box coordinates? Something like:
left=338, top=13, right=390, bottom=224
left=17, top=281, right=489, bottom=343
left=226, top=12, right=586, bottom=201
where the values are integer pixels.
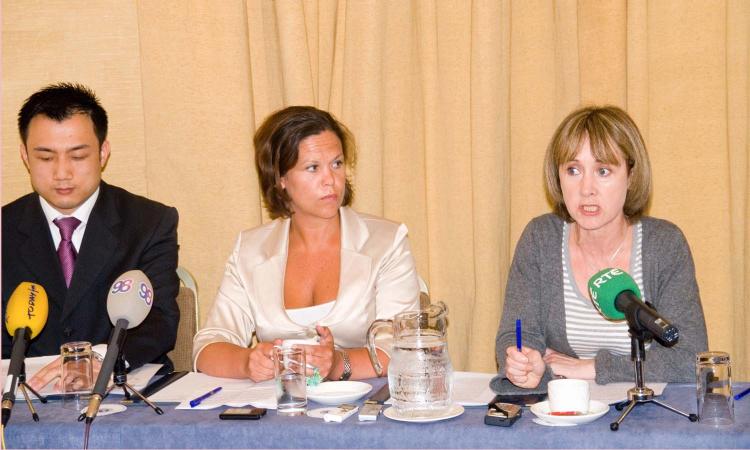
left=336, top=207, right=372, bottom=309
left=250, top=217, right=304, bottom=334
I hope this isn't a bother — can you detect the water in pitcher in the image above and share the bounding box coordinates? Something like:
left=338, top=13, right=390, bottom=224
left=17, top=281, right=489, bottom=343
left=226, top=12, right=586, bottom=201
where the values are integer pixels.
left=388, top=332, right=453, bottom=417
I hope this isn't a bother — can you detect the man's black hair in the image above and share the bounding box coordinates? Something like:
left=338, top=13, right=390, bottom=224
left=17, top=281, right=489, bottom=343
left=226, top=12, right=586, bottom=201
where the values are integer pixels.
left=18, top=82, right=108, bottom=145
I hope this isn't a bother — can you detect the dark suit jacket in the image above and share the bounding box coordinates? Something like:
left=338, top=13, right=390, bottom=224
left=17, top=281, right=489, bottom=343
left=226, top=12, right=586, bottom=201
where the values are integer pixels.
left=2, top=181, right=180, bottom=370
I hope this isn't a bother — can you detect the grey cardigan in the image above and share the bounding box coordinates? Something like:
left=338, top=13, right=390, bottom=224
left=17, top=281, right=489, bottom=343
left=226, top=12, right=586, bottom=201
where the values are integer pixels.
left=492, top=214, right=708, bottom=393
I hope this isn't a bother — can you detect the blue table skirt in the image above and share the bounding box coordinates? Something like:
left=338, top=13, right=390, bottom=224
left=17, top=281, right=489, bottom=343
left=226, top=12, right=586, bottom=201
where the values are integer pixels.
left=3, top=379, right=748, bottom=448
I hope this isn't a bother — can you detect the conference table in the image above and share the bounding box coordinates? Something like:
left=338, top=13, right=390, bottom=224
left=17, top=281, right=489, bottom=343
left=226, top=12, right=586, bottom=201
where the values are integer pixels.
left=3, top=378, right=748, bottom=448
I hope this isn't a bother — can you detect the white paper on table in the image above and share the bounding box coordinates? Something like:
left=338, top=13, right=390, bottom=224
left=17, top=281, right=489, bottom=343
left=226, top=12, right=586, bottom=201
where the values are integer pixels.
left=1, top=352, right=162, bottom=399
left=147, top=371, right=277, bottom=410
left=452, top=371, right=497, bottom=406
left=590, top=381, right=666, bottom=405
left=384, top=371, right=496, bottom=407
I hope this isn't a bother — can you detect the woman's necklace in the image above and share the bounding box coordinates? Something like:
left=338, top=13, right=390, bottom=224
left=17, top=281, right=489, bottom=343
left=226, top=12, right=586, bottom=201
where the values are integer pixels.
left=576, top=224, right=629, bottom=274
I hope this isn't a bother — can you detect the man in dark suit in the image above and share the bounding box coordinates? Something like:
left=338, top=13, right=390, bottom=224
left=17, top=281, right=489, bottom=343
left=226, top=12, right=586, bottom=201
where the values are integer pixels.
left=2, top=83, right=180, bottom=389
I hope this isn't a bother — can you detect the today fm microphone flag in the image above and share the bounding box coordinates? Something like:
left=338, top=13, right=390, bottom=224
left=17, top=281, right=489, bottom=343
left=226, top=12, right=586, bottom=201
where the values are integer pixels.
left=83, top=270, right=153, bottom=424
left=588, top=268, right=679, bottom=345
left=2, top=282, right=49, bottom=427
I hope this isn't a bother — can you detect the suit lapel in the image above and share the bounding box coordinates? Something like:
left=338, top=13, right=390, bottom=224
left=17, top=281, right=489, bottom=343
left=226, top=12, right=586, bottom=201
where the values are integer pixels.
left=16, top=196, right=67, bottom=301
left=252, top=217, right=299, bottom=332
left=62, top=184, right=119, bottom=320
left=336, top=207, right=371, bottom=309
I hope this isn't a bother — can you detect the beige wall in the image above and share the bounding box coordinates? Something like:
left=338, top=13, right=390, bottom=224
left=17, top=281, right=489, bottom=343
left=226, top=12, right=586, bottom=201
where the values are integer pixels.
left=3, top=0, right=748, bottom=378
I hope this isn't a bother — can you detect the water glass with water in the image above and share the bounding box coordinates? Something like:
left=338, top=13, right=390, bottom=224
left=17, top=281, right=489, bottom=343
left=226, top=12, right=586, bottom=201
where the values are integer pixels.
left=696, top=351, right=734, bottom=426
left=273, top=346, right=307, bottom=416
left=60, top=341, right=93, bottom=411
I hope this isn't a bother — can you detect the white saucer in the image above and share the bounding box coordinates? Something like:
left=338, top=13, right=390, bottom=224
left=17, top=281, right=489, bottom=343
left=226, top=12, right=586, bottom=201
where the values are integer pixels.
left=383, top=404, right=464, bottom=423
left=307, top=381, right=372, bottom=405
left=532, top=418, right=578, bottom=427
left=529, top=400, right=609, bottom=426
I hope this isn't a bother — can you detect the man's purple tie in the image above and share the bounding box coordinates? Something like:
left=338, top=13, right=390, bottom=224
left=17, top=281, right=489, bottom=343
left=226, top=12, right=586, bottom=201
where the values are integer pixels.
left=54, top=217, right=81, bottom=287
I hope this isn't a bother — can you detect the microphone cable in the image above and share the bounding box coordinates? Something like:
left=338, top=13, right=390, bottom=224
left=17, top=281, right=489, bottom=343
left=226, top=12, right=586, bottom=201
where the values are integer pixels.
left=83, top=420, right=91, bottom=450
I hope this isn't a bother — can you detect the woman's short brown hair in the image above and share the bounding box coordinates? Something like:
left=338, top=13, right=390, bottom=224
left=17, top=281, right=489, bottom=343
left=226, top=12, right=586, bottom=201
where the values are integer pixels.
left=544, top=105, right=652, bottom=222
left=254, top=106, right=356, bottom=218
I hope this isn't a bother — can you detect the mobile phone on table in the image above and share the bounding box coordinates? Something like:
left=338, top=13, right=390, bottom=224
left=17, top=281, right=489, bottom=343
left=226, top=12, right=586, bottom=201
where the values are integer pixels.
left=490, top=378, right=547, bottom=406
left=485, top=402, right=522, bottom=427
left=323, top=404, right=358, bottom=423
left=358, top=402, right=383, bottom=421
left=219, top=407, right=267, bottom=420
left=490, top=392, right=547, bottom=406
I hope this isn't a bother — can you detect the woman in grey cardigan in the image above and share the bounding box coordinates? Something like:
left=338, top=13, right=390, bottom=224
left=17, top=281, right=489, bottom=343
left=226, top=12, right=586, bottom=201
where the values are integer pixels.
left=493, top=106, right=707, bottom=392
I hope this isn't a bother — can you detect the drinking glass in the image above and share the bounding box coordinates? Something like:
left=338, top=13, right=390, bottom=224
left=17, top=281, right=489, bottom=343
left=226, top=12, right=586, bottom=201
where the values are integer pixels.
left=696, top=351, right=734, bottom=426
left=60, top=341, right=93, bottom=411
left=273, top=346, right=307, bottom=416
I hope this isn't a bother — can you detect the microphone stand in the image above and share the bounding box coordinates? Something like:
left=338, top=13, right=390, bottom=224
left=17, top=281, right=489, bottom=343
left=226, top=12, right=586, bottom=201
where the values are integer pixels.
left=16, top=363, right=47, bottom=422
left=76, top=351, right=164, bottom=425
left=110, top=353, right=163, bottom=415
left=609, top=328, right=697, bottom=431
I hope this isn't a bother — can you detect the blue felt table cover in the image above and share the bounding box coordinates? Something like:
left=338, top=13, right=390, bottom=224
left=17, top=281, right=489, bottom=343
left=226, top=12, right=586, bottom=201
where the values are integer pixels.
left=3, top=379, right=749, bottom=448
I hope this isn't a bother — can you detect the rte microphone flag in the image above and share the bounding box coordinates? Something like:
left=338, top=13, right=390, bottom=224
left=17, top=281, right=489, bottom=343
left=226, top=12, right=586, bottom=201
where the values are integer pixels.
left=2, top=282, right=49, bottom=426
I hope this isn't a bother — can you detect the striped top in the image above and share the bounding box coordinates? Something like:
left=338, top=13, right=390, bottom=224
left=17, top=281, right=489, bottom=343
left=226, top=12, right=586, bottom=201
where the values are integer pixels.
left=562, top=221, right=649, bottom=358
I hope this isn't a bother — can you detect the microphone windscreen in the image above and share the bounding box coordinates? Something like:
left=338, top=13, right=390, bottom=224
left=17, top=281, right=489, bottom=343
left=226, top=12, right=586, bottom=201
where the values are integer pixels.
left=106, top=270, right=153, bottom=329
left=587, top=268, right=642, bottom=320
left=5, top=282, right=48, bottom=338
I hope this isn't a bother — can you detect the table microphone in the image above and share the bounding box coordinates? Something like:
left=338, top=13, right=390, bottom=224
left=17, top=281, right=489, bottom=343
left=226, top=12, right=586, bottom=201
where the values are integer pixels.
left=2, top=282, right=49, bottom=426
left=83, top=270, right=153, bottom=424
left=588, top=268, right=679, bottom=345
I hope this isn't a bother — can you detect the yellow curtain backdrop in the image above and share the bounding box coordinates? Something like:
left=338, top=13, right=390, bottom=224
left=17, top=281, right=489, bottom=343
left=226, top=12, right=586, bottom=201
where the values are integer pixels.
left=2, top=0, right=748, bottom=378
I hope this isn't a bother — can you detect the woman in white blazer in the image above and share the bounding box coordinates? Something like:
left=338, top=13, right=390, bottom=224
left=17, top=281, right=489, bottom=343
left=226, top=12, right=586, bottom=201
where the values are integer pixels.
left=193, top=106, right=420, bottom=382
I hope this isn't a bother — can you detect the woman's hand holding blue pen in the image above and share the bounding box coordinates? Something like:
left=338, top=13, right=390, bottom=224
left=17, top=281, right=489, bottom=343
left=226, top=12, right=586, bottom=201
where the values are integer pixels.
left=505, top=346, right=545, bottom=388
left=506, top=346, right=596, bottom=388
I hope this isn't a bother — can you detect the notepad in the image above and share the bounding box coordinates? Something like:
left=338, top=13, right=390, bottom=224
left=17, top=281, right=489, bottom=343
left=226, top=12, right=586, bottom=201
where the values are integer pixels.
left=146, top=371, right=277, bottom=410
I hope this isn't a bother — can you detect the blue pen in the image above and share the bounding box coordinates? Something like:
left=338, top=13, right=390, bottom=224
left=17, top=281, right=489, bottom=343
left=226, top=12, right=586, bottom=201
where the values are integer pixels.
left=189, top=386, right=222, bottom=408
left=734, top=386, right=750, bottom=401
left=515, top=319, right=522, bottom=351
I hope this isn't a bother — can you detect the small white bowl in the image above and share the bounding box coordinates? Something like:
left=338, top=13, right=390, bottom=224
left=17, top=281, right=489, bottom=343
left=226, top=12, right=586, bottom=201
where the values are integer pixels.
left=307, top=381, right=372, bottom=405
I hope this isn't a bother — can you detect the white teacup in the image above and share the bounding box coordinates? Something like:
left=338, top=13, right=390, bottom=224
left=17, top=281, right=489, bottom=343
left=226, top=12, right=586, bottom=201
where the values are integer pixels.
left=547, top=378, right=590, bottom=415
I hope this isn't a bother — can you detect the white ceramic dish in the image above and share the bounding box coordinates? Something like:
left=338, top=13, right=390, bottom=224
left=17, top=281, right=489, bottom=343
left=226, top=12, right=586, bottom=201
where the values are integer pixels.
left=531, top=418, right=578, bottom=427
left=529, top=400, right=609, bottom=426
left=383, top=404, right=464, bottom=423
left=307, top=381, right=372, bottom=405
